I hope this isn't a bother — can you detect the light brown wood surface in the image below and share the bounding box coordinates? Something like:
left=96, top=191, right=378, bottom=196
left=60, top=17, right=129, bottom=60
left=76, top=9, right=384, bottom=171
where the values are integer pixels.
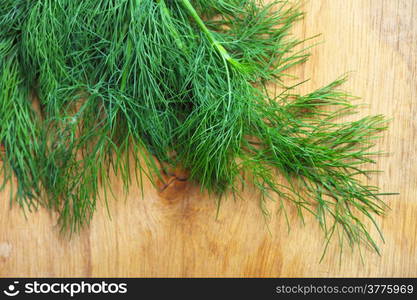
left=1, top=0, right=416, bottom=277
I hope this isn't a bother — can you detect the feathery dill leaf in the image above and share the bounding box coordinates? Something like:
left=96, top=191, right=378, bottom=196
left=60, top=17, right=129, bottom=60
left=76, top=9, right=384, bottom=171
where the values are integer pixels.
left=0, top=0, right=393, bottom=254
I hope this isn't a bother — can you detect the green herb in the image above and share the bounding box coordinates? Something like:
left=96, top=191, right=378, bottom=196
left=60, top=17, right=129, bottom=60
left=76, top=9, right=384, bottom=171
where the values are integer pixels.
left=0, top=0, right=393, bottom=254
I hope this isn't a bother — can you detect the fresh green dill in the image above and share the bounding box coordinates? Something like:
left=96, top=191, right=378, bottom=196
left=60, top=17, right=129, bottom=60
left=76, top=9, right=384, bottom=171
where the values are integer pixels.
left=0, top=0, right=393, bottom=255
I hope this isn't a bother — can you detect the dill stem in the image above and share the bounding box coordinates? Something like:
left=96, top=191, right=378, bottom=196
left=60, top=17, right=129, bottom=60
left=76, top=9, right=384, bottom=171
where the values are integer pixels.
left=119, top=10, right=132, bottom=92
left=179, top=0, right=244, bottom=71
left=121, top=37, right=132, bottom=92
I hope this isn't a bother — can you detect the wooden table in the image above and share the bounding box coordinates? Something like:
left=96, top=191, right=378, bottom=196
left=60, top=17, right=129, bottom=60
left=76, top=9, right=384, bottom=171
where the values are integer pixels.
left=1, top=0, right=416, bottom=277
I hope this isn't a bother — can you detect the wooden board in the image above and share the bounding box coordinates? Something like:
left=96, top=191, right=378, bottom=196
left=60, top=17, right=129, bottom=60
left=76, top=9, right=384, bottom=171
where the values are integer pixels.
left=1, top=0, right=416, bottom=277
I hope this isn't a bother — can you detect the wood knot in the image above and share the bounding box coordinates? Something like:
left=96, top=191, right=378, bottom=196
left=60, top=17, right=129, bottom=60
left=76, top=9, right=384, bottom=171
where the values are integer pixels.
left=157, top=166, right=189, bottom=202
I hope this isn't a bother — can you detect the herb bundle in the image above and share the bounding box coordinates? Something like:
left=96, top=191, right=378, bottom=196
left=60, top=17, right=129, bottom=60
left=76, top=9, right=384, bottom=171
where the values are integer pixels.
left=0, top=0, right=391, bottom=253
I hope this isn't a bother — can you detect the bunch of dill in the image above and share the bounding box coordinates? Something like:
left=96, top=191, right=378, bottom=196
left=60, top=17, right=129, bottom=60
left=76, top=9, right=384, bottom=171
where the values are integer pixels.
left=0, top=0, right=391, bottom=253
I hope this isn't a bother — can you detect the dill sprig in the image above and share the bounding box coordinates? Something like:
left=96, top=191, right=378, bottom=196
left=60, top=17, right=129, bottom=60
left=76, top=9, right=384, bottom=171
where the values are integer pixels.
left=0, top=0, right=393, bottom=254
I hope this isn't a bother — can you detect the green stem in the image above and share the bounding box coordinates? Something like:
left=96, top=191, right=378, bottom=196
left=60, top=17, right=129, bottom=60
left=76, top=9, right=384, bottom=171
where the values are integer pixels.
left=121, top=37, right=132, bottom=92
left=120, top=16, right=132, bottom=92
left=179, top=0, right=245, bottom=72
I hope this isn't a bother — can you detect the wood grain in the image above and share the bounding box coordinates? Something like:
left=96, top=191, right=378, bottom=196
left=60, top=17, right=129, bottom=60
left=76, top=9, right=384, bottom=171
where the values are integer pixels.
left=1, top=0, right=416, bottom=277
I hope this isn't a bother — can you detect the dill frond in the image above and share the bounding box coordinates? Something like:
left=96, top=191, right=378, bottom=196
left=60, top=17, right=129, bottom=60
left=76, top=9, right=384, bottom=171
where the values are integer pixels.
left=0, top=0, right=393, bottom=255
